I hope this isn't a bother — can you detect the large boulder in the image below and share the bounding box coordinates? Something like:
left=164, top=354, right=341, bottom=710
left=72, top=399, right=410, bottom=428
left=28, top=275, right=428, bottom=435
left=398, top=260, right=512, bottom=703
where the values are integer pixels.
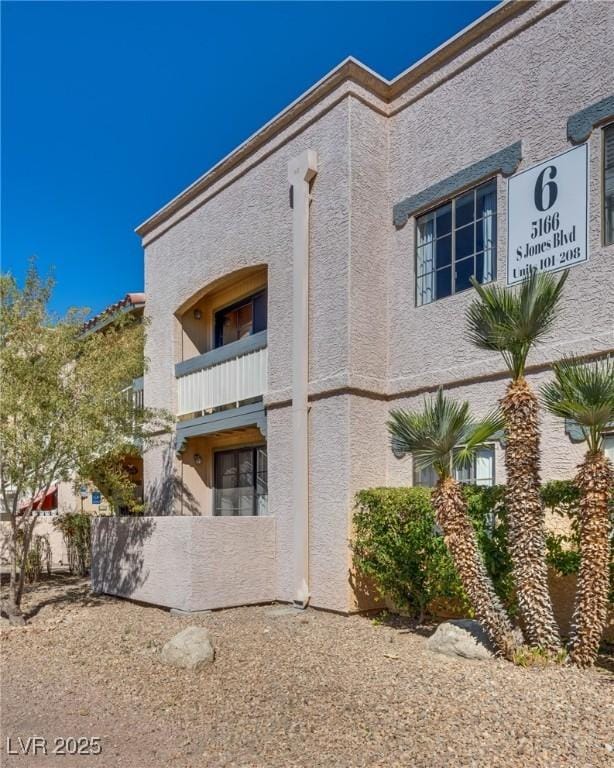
left=161, top=626, right=215, bottom=670
left=427, top=619, right=495, bottom=661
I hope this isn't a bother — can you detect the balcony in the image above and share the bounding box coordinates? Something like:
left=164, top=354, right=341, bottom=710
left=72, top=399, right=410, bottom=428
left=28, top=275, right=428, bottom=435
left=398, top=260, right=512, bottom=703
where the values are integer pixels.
left=175, top=331, right=268, bottom=418
left=132, top=376, right=144, bottom=410
left=120, top=376, right=144, bottom=410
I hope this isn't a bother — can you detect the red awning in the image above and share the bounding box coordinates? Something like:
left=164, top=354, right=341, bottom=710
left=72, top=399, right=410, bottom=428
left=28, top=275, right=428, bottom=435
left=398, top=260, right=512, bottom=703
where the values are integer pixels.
left=19, top=483, right=58, bottom=512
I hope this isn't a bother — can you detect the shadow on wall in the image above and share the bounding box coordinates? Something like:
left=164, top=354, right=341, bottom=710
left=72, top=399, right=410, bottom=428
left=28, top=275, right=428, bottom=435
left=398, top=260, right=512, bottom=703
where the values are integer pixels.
left=146, top=440, right=201, bottom=515
left=348, top=563, right=383, bottom=612
left=91, top=516, right=156, bottom=597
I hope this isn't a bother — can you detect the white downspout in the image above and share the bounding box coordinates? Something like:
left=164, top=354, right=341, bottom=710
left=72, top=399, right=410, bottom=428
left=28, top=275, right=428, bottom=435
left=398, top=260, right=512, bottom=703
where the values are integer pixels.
left=288, top=149, right=318, bottom=608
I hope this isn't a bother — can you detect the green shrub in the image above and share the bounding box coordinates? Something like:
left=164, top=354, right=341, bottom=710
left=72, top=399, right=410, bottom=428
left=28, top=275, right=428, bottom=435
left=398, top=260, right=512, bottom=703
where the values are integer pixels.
left=353, top=480, right=611, bottom=622
left=353, top=487, right=467, bottom=621
left=463, top=484, right=516, bottom=611
left=541, top=479, right=581, bottom=510
left=352, top=482, right=591, bottom=620
left=53, top=512, right=92, bottom=576
left=541, top=479, right=613, bottom=602
left=16, top=530, right=52, bottom=583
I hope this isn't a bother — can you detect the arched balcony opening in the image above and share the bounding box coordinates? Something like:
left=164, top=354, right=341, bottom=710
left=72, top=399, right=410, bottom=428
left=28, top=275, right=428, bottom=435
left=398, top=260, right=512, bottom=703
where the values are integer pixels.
left=173, top=265, right=269, bottom=422
left=176, top=265, right=268, bottom=361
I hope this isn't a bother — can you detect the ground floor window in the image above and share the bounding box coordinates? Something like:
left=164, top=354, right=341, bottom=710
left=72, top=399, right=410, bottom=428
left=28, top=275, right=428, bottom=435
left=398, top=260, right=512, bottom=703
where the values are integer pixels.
left=214, top=445, right=268, bottom=516
left=604, top=434, right=614, bottom=463
left=413, top=445, right=495, bottom=488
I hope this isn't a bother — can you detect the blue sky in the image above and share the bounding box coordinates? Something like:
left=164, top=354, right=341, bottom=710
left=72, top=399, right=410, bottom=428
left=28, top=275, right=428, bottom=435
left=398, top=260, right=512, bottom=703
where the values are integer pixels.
left=2, top=1, right=496, bottom=317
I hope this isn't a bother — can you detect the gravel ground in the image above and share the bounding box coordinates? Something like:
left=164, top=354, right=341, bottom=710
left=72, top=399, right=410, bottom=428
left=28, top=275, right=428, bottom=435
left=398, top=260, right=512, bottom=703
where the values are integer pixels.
left=1, top=575, right=613, bottom=768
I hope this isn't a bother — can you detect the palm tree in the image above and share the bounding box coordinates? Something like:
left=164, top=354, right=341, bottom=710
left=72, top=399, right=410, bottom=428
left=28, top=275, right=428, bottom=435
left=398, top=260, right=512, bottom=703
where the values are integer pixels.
left=388, top=389, right=520, bottom=660
left=541, top=357, right=614, bottom=666
left=466, top=270, right=568, bottom=652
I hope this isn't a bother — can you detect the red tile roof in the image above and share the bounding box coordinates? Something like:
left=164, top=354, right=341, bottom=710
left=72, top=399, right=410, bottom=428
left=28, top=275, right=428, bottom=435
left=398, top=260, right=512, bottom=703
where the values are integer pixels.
left=82, top=292, right=146, bottom=332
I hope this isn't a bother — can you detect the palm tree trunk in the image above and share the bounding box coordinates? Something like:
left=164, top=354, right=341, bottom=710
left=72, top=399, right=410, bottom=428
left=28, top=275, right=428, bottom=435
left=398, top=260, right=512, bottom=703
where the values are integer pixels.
left=569, top=452, right=613, bottom=667
left=501, top=377, right=561, bottom=651
left=432, top=476, right=519, bottom=660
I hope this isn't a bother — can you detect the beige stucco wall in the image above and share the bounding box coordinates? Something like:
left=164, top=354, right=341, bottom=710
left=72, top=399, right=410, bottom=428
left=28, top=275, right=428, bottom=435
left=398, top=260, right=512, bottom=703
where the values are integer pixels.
left=91, top=516, right=276, bottom=611
left=0, top=519, right=68, bottom=570
left=386, top=368, right=588, bottom=489
left=136, top=1, right=614, bottom=615
left=386, top=0, right=614, bottom=397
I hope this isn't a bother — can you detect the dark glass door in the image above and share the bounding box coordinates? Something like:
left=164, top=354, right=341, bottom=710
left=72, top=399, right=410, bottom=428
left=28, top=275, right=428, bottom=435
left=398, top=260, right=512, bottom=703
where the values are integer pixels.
left=214, top=446, right=268, bottom=516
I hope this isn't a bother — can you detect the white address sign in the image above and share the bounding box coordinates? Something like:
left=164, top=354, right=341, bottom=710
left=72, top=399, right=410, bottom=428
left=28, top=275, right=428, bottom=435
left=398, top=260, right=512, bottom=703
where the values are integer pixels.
left=507, top=144, right=588, bottom=285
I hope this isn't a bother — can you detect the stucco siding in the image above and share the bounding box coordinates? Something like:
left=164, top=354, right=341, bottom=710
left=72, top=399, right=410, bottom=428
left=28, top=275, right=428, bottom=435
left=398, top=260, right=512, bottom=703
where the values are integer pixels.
left=144, top=434, right=182, bottom=516
left=346, top=394, right=389, bottom=609
left=132, top=1, right=614, bottom=616
left=91, top=516, right=275, bottom=611
left=386, top=368, right=587, bottom=488
left=92, top=516, right=193, bottom=610
left=188, top=517, right=276, bottom=610
left=266, top=405, right=294, bottom=603
left=307, top=396, right=351, bottom=612
left=348, top=99, right=389, bottom=393
left=386, top=0, right=614, bottom=395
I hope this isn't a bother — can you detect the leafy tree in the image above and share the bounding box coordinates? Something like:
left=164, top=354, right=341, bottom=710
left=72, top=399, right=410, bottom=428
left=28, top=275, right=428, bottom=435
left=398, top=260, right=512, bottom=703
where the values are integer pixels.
left=387, top=389, right=519, bottom=659
left=85, top=450, right=144, bottom=515
left=466, top=270, right=567, bottom=652
left=541, top=357, right=614, bottom=666
left=0, top=265, right=167, bottom=624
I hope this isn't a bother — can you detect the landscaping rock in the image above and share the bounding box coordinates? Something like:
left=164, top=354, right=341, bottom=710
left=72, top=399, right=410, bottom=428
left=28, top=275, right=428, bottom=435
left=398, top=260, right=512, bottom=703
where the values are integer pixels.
left=161, top=626, right=215, bottom=670
left=426, top=619, right=495, bottom=660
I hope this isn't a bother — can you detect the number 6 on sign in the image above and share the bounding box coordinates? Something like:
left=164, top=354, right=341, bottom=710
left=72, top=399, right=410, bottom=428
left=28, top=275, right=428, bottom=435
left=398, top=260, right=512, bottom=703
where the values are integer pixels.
left=507, top=144, right=588, bottom=285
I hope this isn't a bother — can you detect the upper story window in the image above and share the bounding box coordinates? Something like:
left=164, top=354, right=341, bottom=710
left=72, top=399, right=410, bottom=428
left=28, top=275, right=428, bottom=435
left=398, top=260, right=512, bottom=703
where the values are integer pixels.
left=415, top=180, right=497, bottom=307
left=604, top=124, right=614, bottom=246
left=214, top=290, right=267, bottom=348
left=413, top=445, right=495, bottom=488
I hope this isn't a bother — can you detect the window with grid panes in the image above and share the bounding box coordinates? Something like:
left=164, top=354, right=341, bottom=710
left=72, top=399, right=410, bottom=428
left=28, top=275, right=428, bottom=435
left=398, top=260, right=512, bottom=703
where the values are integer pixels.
left=415, top=180, right=497, bottom=306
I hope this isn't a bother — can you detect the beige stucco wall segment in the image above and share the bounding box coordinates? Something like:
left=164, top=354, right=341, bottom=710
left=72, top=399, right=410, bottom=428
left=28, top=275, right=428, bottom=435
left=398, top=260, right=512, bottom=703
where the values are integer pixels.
left=187, top=517, right=276, bottom=610
left=386, top=0, right=614, bottom=394
left=347, top=97, right=390, bottom=393
left=306, top=395, right=352, bottom=613
left=139, top=80, right=387, bottom=247
left=91, top=516, right=276, bottom=611
left=144, top=99, right=354, bottom=416
left=266, top=396, right=355, bottom=613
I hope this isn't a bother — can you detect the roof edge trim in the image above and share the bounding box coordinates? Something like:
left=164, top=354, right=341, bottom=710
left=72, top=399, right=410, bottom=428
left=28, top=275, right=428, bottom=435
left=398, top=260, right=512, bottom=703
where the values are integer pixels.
left=136, top=0, right=537, bottom=239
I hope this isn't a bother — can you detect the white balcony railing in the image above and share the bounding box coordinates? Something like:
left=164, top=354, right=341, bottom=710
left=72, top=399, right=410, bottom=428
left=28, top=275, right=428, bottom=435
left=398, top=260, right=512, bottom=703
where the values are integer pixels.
left=120, top=376, right=144, bottom=410
left=176, top=333, right=267, bottom=417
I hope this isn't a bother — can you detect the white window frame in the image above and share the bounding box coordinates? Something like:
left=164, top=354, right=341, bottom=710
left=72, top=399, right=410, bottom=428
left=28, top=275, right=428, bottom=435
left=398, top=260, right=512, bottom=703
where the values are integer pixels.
left=603, top=123, right=614, bottom=247
left=413, top=444, right=496, bottom=488
left=414, top=179, right=498, bottom=307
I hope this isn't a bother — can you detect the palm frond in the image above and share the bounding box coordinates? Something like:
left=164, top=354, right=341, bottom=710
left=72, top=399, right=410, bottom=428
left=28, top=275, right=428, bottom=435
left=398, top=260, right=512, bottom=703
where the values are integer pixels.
left=454, top=408, right=505, bottom=470
left=467, top=270, right=568, bottom=379
left=388, top=389, right=502, bottom=481
left=541, top=356, right=614, bottom=452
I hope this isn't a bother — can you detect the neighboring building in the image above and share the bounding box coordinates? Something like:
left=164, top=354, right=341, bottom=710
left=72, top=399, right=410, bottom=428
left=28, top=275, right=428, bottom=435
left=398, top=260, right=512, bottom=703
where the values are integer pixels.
left=92, top=0, right=614, bottom=615
left=56, top=291, right=147, bottom=516
left=1, top=292, right=146, bottom=570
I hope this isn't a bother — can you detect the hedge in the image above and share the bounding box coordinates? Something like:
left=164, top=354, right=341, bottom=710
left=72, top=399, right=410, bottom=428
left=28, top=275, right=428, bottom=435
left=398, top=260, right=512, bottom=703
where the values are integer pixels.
left=352, top=481, right=612, bottom=620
